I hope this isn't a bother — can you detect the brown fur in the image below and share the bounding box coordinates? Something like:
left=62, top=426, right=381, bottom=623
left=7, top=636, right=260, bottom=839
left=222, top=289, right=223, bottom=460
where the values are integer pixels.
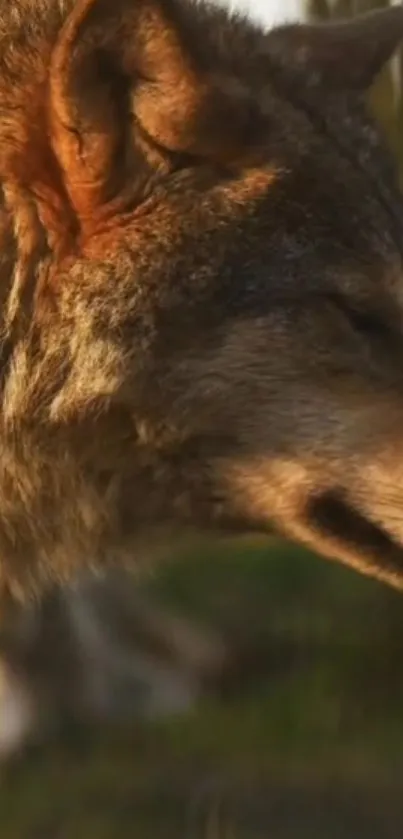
left=0, top=0, right=403, bottom=599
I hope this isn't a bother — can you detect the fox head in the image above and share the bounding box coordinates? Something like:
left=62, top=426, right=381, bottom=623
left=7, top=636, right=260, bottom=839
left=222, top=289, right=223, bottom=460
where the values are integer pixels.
left=0, top=0, right=403, bottom=597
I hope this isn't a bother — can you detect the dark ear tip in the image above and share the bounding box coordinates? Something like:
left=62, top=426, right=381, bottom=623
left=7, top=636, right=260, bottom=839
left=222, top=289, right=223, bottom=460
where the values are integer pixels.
left=267, top=3, right=403, bottom=91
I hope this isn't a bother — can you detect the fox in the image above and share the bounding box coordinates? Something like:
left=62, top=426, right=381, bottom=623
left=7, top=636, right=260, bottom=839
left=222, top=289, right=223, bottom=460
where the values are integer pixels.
left=0, top=0, right=403, bottom=607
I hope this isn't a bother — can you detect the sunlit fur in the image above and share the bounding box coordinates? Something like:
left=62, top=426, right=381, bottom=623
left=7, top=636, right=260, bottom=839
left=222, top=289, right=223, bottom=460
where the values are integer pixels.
left=0, top=1, right=403, bottom=599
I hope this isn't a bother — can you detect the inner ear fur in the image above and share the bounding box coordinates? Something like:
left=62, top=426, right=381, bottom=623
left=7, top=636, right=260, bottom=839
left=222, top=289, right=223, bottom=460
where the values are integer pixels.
left=49, top=0, right=254, bottom=220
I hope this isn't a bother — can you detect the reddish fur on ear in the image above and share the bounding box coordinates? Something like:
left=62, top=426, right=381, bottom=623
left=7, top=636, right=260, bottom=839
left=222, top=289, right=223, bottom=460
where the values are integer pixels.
left=50, top=0, right=255, bottom=221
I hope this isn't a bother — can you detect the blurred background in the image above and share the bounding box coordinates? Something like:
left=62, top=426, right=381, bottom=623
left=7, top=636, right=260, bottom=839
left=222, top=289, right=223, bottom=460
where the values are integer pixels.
left=2, top=2, right=403, bottom=838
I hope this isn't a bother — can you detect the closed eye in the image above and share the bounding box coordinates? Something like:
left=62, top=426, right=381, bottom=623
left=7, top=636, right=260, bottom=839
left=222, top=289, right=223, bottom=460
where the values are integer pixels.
left=0, top=335, right=12, bottom=384
left=327, top=293, right=393, bottom=342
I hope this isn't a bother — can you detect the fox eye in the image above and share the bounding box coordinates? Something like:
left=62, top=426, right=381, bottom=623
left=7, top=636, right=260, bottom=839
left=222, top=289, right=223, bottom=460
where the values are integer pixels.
left=345, top=309, right=388, bottom=339
left=329, top=294, right=391, bottom=341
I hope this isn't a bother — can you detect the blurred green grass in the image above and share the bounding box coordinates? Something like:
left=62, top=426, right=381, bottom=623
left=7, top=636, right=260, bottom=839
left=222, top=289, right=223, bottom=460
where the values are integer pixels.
left=2, top=539, right=403, bottom=837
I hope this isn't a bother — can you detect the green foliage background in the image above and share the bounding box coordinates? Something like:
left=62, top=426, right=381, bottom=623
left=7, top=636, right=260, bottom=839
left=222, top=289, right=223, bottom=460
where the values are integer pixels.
left=3, top=2, right=403, bottom=837
left=4, top=541, right=403, bottom=837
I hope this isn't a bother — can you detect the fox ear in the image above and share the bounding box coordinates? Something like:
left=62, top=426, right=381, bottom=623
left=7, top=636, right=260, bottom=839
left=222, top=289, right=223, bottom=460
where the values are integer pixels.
left=268, top=6, right=403, bottom=91
left=50, top=0, right=253, bottom=221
